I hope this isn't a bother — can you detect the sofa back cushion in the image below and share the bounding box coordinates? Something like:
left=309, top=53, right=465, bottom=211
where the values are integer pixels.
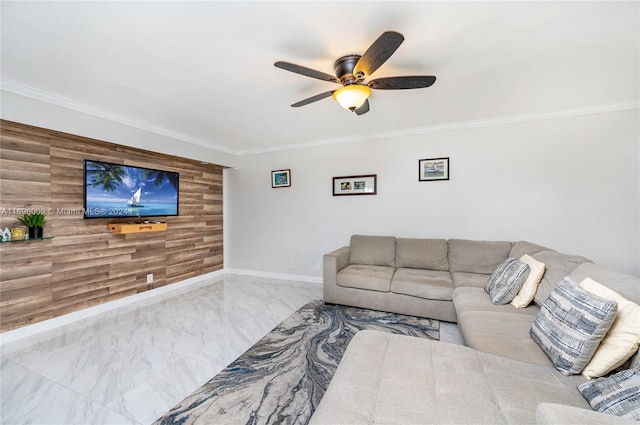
left=395, top=238, right=449, bottom=270
left=349, top=235, right=396, bottom=267
left=509, top=240, right=551, bottom=259
left=568, top=262, right=639, bottom=305
left=448, top=239, right=512, bottom=274
left=531, top=250, right=591, bottom=306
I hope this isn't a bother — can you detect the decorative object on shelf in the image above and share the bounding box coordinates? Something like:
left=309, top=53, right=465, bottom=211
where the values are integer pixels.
left=333, top=174, right=377, bottom=196
left=419, top=157, right=449, bottom=182
left=10, top=227, right=26, bottom=241
left=271, top=169, right=291, bottom=188
left=1, top=228, right=12, bottom=242
left=17, top=212, right=46, bottom=239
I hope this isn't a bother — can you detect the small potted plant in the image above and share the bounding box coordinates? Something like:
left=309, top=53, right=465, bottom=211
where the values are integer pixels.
left=17, top=212, right=46, bottom=239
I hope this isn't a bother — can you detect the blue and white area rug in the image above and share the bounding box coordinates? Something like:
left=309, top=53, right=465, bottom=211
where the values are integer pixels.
left=155, top=300, right=439, bottom=425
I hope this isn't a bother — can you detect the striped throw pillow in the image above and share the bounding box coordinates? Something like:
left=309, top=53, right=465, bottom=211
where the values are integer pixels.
left=484, top=257, right=530, bottom=304
left=530, top=277, right=618, bottom=375
left=578, top=364, right=640, bottom=419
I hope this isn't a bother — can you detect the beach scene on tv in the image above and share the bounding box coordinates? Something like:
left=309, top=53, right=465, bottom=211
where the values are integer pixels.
left=84, top=160, right=179, bottom=218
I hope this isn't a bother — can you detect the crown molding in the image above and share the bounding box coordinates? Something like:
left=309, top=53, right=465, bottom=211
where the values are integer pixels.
left=236, top=99, right=640, bottom=156
left=3, top=79, right=637, bottom=158
left=0, top=79, right=237, bottom=156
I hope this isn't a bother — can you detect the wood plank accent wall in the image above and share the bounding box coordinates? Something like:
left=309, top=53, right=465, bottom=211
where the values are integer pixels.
left=0, top=120, right=224, bottom=332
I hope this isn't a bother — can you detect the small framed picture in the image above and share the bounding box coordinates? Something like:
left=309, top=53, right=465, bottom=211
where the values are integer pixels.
left=419, top=157, right=449, bottom=182
left=333, top=174, right=377, bottom=196
left=271, top=169, right=291, bottom=188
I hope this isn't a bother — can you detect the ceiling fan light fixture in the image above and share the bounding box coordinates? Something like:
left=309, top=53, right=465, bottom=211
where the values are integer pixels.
left=332, top=85, right=371, bottom=111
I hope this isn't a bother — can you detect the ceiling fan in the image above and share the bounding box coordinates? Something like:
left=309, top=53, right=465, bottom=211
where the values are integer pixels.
left=274, top=31, right=436, bottom=116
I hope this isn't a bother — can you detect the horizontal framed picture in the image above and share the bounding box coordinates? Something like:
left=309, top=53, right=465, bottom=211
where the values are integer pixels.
left=333, top=174, right=377, bottom=196
left=272, top=169, right=291, bottom=188
left=419, top=157, right=449, bottom=182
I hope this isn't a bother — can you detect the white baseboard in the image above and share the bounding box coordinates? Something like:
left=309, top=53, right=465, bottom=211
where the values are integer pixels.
left=0, top=268, right=322, bottom=346
left=224, top=268, right=323, bottom=285
left=0, top=269, right=227, bottom=346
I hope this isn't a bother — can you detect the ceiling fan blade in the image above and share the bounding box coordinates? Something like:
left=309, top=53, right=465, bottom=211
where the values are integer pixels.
left=291, top=91, right=334, bottom=107
left=353, top=31, right=404, bottom=78
left=368, top=76, right=436, bottom=90
left=274, top=61, right=339, bottom=83
left=354, top=99, right=370, bottom=115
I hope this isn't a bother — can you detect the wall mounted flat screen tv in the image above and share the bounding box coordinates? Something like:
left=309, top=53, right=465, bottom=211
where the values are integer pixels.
left=84, top=160, right=179, bottom=219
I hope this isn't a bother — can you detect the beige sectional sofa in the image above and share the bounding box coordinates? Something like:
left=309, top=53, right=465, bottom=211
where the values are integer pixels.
left=312, top=235, right=639, bottom=424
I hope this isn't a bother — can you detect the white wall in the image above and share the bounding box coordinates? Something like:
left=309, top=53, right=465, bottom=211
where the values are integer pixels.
left=226, top=109, right=639, bottom=277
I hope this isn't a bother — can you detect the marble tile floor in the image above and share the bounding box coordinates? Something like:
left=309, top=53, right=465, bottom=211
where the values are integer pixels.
left=0, top=274, right=463, bottom=425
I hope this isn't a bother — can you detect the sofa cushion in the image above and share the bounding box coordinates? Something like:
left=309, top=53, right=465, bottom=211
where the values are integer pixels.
left=484, top=257, right=530, bottom=304
left=569, top=262, right=640, bottom=305
left=448, top=239, right=512, bottom=274
left=349, top=235, right=396, bottom=267
left=457, top=310, right=552, bottom=366
left=511, top=254, right=546, bottom=309
left=531, top=249, right=591, bottom=306
left=509, top=240, right=551, bottom=259
left=530, top=277, right=618, bottom=375
left=453, top=286, right=543, bottom=366
left=309, top=330, right=590, bottom=425
left=578, top=364, right=640, bottom=420
left=580, top=278, right=640, bottom=379
left=390, top=268, right=453, bottom=301
left=536, top=403, right=638, bottom=425
left=451, top=272, right=491, bottom=288
left=337, top=264, right=394, bottom=292
left=453, top=287, right=540, bottom=317
left=395, top=238, right=448, bottom=271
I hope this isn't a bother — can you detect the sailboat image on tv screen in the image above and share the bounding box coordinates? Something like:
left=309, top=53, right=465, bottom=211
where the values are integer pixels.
left=127, top=188, right=144, bottom=207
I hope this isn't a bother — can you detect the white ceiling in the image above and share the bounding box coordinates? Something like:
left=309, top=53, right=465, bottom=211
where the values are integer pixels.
left=1, top=1, right=638, bottom=156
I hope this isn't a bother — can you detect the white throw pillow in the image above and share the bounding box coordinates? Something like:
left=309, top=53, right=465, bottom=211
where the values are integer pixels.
left=510, top=254, right=546, bottom=308
left=580, top=277, right=640, bottom=379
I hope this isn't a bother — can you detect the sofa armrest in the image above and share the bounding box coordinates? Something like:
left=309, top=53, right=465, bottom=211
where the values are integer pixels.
left=536, top=403, right=636, bottom=425
left=323, top=246, right=350, bottom=304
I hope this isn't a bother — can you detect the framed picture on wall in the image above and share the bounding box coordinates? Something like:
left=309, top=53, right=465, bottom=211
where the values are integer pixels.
left=333, top=174, right=377, bottom=196
left=271, top=169, right=291, bottom=188
left=418, top=157, right=449, bottom=182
